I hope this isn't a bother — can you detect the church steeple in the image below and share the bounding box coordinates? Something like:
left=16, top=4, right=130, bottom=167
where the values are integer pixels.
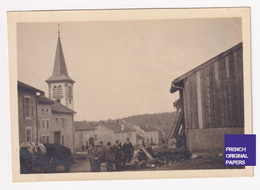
left=46, top=25, right=75, bottom=110
left=46, top=26, right=74, bottom=83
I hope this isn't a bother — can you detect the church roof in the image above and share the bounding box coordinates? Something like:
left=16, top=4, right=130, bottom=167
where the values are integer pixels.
left=46, top=34, right=74, bottom=83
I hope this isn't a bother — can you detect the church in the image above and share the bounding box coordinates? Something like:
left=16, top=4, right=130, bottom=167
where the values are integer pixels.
left=18, top=28, right=76, bottom=153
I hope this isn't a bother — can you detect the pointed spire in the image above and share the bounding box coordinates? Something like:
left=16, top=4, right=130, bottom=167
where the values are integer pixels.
left=58, top=24, right=60, bottom=37
left=46, top=25, right=74, bottom=83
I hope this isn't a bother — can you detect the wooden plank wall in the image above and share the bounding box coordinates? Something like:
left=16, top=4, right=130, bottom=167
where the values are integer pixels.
left=183, top=46, right=244, bottom=129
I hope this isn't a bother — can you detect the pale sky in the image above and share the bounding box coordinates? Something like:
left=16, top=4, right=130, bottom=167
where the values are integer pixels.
left=17, top=18, right=242, bottom=121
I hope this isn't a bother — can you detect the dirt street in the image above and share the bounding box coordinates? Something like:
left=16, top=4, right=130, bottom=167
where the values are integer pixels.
left=30, top=155, right=243, bottom=173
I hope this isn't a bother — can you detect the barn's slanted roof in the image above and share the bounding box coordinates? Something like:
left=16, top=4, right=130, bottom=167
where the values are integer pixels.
left=170, top=42, right=243, bottom=93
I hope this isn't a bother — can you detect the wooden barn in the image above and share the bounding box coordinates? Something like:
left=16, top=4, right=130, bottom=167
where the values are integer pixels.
left=169, top=42, right=244, bottom=153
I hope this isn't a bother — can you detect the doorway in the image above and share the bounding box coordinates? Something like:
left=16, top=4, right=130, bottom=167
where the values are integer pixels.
left=54, top=131, right=61, bottom=144
left=89, top=137, right=94, bottom=146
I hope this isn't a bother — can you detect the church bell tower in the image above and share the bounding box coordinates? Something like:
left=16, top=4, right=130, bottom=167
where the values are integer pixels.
left=46, top=26, right=75, bottom=110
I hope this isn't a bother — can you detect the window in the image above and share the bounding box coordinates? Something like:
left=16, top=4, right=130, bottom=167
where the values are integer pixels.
left=40, top=135, right=50, bottom=144
left=58, top=85, right=62, bottom=97
left=23, top=96, right=34, bottom=118
left=56, top=118, right=59, bottom=123
left=46, top=136, right=50, bottom=143
left=79, top=133, right=83, bottom=139
left=53, top=86, right=58, bottom=98
left=68, top=86, right=73, bottom=98
left=46, top=120, right=49, bottom=129
left=62, top=118, right=66, bottom=128
left=25, top=127, right=32, bottom=142
left=41, top=119, right=45, bottom=129
left=61, top=135, right=65, bottom=145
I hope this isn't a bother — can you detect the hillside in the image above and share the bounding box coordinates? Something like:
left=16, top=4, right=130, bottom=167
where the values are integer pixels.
left=77, top=112, right=176, bottom=139
left=122, top=112, right=176, bottom=137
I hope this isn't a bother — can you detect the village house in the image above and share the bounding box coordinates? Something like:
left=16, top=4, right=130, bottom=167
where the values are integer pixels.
left=95, top=122, right=137, bottom=146
left=169, top=42, right=244, bottom=153
left=37, top=95, right=75, bottom=152
left=132, top=124, right=159, bottom=146
left=74, top=121, right=96, bottom=151
left=36, top=96, right=53, bottom=144
left=17, top=81, right=44, bottom=145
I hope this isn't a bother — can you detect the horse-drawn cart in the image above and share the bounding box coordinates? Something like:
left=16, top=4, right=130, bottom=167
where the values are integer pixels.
left=20, top=142, right=73, bottom=174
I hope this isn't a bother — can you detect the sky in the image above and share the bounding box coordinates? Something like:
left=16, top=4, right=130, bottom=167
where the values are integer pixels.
left=17, top=18, right=242, bottom=121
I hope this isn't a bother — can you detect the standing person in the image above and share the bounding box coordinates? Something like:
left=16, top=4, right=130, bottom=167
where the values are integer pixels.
left=113, top=140, right=123, bottom=171
left=105, top=142, right=114, bottom=171
left=87, top=143, right=97, bottom=172
left=123, top=138, right=134, bottom=165
left=95, top=141, right=106, bottom=172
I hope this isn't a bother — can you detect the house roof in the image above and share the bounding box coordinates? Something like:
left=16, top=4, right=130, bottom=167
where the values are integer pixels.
left=18, top=81, right=44, bottom=95
left=46, top=35, right=74, bottom=83
left=99, top=122, right=136, bottom=133
left=136, top=134, right=144, bottom=140
left=74, top=121, right=97, bottom=131
left=37, top=95, right=54, bottom=104
left=138, top=124, right=158, bottom=132
left=51, top=101, right=76, bottom=114
left=170, top=42, right=242, bottom=93
left=37, top=94, right=75, bottom=114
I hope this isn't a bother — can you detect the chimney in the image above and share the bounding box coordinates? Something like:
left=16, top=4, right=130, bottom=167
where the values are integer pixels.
left=121, top=124, right=124, bottom=131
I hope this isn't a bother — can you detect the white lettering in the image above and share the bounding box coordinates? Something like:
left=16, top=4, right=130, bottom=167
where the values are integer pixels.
left=225, top=147, right=246, bottom=152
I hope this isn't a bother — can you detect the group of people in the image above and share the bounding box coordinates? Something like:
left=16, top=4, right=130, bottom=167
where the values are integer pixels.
left=87, top=138, right=134, bottom=172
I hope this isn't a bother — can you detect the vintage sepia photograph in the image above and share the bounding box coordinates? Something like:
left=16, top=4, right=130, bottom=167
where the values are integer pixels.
left=8, top=8, right=252, bottom=181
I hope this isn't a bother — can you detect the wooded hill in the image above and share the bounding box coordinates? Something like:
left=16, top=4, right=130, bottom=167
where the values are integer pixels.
left=122, top=112, right=176, bottom=137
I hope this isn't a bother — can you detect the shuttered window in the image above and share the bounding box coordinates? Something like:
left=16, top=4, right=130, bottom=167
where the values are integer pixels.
left=58, top=85, right=62, bottom=97
left=53, top=86, right=58, bottom=98
left=41, top=120, right=45, bottom=129
left=68, top=86, right=72, bottom=98
left=61, top=135, right=65, bottom=145
left=23, top=96, right=34, bottom=118
left=62, top=118, right=66, bottom=128
left=40, top=135, right=50, bottom=144
left=25, top=127, right=32, bottom=142
left=46, top=120, right=49, bottom=128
